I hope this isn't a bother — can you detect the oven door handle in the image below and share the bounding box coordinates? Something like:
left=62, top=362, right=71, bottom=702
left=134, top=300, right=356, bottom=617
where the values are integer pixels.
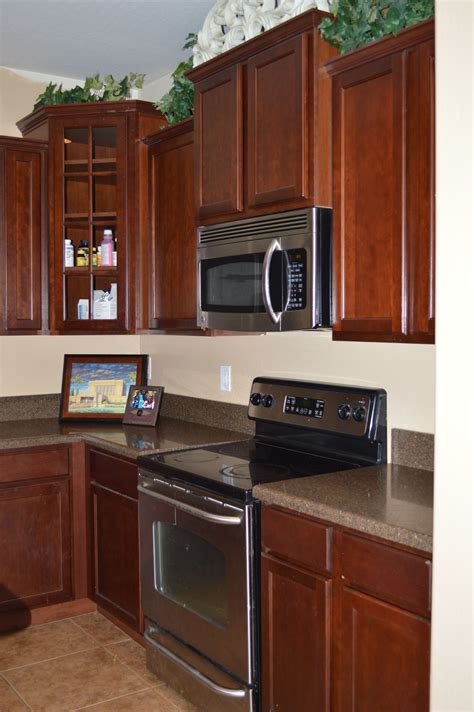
left=137, top=483, right=244, bottom=526
left=145, top=627, right=247, bottom=699
left=262, top=238, right=282, bottom=324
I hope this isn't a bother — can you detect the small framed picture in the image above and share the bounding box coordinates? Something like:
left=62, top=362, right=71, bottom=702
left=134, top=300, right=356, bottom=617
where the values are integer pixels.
left=60, top=354, right=148, bottom=422
left=122, top=385, right=164, bottom=427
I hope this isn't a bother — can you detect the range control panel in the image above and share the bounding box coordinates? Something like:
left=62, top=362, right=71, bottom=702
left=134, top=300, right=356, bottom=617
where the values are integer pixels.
left=248, top=377, right=386, bottom=439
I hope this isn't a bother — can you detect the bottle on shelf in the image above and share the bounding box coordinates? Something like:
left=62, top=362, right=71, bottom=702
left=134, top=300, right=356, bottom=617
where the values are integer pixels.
left=113, top=237, right=117, bottom=267
left=101, top=229, right=114, bottom=267
left=64, top=238, right=74, bottom=267
left=76, top=240, right=89, bottom=266
left=92, top=246, right=98, bottom=267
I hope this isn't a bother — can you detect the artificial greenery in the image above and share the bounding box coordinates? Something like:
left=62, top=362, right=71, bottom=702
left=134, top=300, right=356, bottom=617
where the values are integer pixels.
left=319, top=0, right=434, bottom=54
left=155, top=33, right=197, bottom=125
left=33, top=72, right=145, bottom=110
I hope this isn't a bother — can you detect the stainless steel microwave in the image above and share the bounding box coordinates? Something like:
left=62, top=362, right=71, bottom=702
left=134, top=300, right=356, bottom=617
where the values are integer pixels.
left=197, top=207, right=332, bottom=332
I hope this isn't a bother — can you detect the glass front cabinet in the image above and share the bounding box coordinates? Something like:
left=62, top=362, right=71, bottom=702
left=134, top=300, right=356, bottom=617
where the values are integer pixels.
left=17, top=101, right=166, bottom=334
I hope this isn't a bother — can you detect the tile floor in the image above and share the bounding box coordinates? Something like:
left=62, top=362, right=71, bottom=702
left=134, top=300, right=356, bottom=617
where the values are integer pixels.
left=0, top=612, right=196, bottom=711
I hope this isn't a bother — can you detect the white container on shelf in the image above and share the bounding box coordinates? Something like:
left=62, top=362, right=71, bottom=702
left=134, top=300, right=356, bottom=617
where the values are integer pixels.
left=64, top=238, right=74, bottom=267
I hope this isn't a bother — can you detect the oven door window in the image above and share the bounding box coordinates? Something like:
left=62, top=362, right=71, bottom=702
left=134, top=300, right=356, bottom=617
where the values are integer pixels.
left=153, top=522, right=228, bottom=629
left=200, top=254, right=265, bottom=313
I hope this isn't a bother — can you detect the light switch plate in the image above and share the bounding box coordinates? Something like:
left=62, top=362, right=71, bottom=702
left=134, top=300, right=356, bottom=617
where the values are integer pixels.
left=220, top=365, right=231, bottom=392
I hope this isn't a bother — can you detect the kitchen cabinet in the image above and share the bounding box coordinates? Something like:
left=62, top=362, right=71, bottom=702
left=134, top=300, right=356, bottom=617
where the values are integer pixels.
left=0, top=447, right=72, bottom=614
left=327, top=19, right=435, bottom=343
left=17, top=101, right=166, bottom=334
left=0, top=136, right=48, bottom=334
left=188, top=9, right=337, bottom=225
left=87, top=447, right=141, bottom=632
left=261, top=505, right=431, bottom=712
left=143, top=119, right=199, bottom=331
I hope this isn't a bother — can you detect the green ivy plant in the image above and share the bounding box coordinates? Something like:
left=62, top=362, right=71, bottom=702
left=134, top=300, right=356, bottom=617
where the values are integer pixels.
left=155, top=33, right=197, bottom=125
left=319, top=0, right=434, bottom=54
left=33, top=72, right=145, bottom=110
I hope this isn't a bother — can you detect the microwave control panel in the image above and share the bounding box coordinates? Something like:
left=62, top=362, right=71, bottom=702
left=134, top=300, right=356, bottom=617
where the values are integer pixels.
left=287, top=250, right=307, bottom=311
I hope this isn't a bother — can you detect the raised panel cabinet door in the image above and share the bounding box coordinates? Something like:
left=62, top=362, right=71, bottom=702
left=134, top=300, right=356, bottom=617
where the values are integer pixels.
left=332, top=54, right=405, bottom=340
left=335, top=588, right=430, bottom=712
left=91, top=483, right=140, bottom=630
left=149, top=123, right=197, bottom=329
left=5, top=149, right=43, bottom=331
left=0, top=479, right=72, bottom=610
left=261, top=555, right=331, bottom=712
left=194, top=65, right=243, bottom=219
left=406, top=38, right=435, bottom=341
left=247, top=34, right=310, bottom=209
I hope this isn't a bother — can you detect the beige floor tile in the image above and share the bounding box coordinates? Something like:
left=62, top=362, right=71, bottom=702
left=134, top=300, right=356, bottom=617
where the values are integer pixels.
left=156, top=684, right=197, bottom=711
left=71, top=612, right=129, bottom=645
left=105, top=640, right=162, bottom=686
left=74, top=687, right=178, bottom=711
left=0, top=618, right=97, bottom=672
left=3, top=646, right=148, bottom=712
left=0, top=675, right=29, bottom=711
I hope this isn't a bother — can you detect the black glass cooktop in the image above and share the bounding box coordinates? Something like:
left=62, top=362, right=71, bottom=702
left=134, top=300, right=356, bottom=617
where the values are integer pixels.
left=139, top=439, right=359, bottom=501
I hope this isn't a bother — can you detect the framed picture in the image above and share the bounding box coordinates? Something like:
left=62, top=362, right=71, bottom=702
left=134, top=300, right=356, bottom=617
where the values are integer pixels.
left=59, top=354, right=148, bottom=422
left=122, top=385, right=164, bottom=427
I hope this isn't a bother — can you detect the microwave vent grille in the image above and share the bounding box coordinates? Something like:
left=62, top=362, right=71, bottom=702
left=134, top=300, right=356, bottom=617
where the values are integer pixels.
left=198, top=210, right=312, bottom=244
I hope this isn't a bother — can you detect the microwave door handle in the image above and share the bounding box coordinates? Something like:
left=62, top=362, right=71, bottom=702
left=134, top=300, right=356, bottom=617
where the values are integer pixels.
left=282, top=249, right=291, bottom=312
left=262, top=239, right=282, bottom=324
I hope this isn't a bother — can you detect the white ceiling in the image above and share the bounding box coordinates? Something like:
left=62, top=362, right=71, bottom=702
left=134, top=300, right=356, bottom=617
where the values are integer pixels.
left=0, top=0, right=212, bottom=82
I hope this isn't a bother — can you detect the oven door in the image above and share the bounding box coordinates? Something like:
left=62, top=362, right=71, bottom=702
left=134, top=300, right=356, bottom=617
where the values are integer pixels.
left=138, top=473, right=255, bottom=684
left=197, top=233, right=316, bottom=332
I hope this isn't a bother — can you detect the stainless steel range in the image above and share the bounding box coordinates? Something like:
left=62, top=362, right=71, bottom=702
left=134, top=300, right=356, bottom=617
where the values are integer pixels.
left=138, top=377, right=387, bottom=712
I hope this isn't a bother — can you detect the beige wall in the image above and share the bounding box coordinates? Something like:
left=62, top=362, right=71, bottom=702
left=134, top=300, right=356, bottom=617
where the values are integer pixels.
left=431, top=2, right=473, bottom=709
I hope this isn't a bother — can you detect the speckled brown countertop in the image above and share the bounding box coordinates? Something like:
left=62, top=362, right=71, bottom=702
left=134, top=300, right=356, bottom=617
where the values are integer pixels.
left=254, top=464, right=433, bottom=552
left=0, top=417, right=247, bottom=460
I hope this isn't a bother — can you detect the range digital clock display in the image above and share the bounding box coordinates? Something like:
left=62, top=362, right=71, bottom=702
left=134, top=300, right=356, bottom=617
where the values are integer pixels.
left=284, top=395, right=325, bottom=419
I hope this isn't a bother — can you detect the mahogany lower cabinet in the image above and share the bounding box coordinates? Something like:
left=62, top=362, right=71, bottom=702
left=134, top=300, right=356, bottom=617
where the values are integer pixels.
left=87, top=447, right=141, bottom=632
left=0, top=446, right=72, bottom=615
left=261, top=505, right=431, bottom=712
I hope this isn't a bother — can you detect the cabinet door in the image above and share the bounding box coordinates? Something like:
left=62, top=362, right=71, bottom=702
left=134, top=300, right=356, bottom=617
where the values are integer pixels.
left=149, top=124, right=197, bottom=329
left=247, top=34, right=310, bottom=210
left=332, top=54, right=405, bottom=340
left=4, top=148, right=43, bottom=331
left=261, top=554, right=330, bottom=712
left=0, top=479, right=72, bottom=611
left=91, top=482, right=140, bottom=630
left=406, top=39, right=435, bottom=340
left=335, top=588, right=430, bottom=712
left=194, top=66, right=243, bottom=219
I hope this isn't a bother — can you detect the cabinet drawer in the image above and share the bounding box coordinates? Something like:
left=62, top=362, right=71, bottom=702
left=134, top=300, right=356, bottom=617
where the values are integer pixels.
left=340, top=533, right=431, bottom=618
left=89, top=449, right=138, bottom=499
left=262, top=506, right=332, bottom=575
left=0, top=447, right=69, bottom=484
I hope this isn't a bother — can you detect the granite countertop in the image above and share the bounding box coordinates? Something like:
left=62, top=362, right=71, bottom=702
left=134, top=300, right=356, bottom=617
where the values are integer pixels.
left=0, top=417, right=248, bottom=460
left=254, top=464, right=433, bottom=553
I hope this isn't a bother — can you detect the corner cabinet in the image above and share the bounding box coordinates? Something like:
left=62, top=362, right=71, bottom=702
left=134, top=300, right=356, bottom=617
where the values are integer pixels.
left=17, top=101, right=166, bottom=334
left=327, top=19, right=435, bottom=343
left=0, top=136, right=48, bottom=334
left=261, top=505, right=431, bottom=712
left=188, top=9, right=337, bottom=224
left=142, top=119, right=199, bottom=331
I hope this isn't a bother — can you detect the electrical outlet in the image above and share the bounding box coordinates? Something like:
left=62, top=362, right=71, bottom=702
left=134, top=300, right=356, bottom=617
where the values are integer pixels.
left=220, top=365, right=232, bottom=392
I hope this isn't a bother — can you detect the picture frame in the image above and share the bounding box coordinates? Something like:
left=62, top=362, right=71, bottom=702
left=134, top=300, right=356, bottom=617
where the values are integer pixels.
left=122, top=385, right=164, bottom=427
left=59, top=354, right=148, bottom=422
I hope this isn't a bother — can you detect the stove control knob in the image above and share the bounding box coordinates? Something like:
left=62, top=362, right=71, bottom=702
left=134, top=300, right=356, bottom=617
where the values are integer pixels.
left=353, top=406, right=367, bottom=422
left=338, top=404, right=352, bottom=420
left=262, top=394, right=274, bottom=408
left=250, top=392, right=262, bottom=406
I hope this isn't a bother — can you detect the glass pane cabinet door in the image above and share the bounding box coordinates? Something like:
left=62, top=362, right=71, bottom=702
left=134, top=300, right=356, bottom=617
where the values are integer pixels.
left=56, top=116, right=126, bottom=331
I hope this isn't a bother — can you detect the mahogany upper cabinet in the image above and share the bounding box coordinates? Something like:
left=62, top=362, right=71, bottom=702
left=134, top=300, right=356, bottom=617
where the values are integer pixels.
left=0, top=136, right=48, bottom=334
left=188, top=9, right=337, bottom=224
left=17, top=101, right=166, bottom=334
left=143, top=119, right=199, bottom=331
left=327, top=19, right=435, bottom=343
